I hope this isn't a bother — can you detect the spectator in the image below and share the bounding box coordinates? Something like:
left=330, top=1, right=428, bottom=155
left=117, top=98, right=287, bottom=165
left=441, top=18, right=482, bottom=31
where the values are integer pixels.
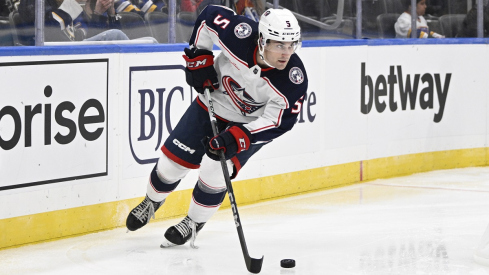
left=234, top=0, right=259, bottom=21
left=178, top=0, right=260, bottom=20
left=0, top=0, right=16, bottom=17
left=395, top=0, right=445, bottom=38
left=184, top=0, right=227, bottom=14
left=18, top=0, right=155, bottom=44
left=425, top=0, right=446, bottom=17
left=458, top=0, right=489, bottom=37
left=180, top=0, right=203, bottom=12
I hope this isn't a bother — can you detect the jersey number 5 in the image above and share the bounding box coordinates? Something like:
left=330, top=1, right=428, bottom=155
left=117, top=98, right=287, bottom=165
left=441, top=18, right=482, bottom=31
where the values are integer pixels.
left=291, top=96, right=304, bottom=114
left=214, top=15, right=230, bottom=29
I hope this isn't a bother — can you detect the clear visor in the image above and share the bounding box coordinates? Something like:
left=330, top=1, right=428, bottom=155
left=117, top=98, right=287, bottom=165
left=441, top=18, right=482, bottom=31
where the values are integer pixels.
left=264, top=40, right=302, bottom=54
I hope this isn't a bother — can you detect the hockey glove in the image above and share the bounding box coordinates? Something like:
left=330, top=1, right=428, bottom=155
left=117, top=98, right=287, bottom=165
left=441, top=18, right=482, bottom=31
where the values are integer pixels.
left=202, top=124, right=252, bottom=161
left=183, top=47, right=219, bottom=94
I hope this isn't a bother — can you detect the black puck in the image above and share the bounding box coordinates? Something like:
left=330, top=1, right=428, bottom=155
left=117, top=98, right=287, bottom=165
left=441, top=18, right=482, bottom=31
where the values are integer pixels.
left=280, top=259, right=295, bottom=268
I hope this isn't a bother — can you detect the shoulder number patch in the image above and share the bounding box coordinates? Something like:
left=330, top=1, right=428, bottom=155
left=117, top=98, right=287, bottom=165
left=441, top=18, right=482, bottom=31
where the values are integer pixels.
left=234, top=23, right=252, bottom=39
left=289, top=67, right=304, bottom=84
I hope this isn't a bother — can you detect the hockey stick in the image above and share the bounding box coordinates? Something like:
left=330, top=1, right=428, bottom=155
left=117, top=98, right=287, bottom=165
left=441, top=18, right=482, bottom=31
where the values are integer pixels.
left=204, top=87, right=264, bottom=274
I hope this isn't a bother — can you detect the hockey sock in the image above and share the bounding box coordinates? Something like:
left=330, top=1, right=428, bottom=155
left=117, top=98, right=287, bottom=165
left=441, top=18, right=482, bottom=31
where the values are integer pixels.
left=147, top=164, right=180, bottom=202
left=188, top=178, right=227, bottom=223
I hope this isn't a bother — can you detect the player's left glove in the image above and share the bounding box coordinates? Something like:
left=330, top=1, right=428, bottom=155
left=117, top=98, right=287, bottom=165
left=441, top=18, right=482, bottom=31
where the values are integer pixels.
left=183, top=47, right=219, bottom=94
left=202, top=124, right=253, bottom=161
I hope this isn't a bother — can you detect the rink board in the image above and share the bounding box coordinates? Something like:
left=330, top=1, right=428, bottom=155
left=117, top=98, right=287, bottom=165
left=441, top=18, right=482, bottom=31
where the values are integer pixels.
left=0, top=40, right=489, bottom=249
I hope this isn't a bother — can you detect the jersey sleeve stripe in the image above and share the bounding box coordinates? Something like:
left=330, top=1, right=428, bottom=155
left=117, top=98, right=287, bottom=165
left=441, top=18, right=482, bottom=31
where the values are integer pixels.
left=277, top=108, right=283, bottom=126
left=250, top=109, right=283, bottom=133
left=263, top=77, right=289, bottom=109
left=203, top=25, right=248, bottom=67
left=194, top=20, right=207, bottom=46
left=250, top=124, right=275, bottom=133
left=249, top=105, right=284, bottom=134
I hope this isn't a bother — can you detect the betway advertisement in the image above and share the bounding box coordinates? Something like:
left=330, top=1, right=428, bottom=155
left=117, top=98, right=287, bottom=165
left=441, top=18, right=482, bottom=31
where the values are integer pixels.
left=360, top=62, right=451, bottom=123
left=321, top=44, right=488, bottom=162
left=0, top=59, right=108, bottom=190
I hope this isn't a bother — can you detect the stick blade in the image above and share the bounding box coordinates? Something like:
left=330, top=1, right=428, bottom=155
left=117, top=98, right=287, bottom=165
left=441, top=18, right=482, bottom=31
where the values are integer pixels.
left=246, top=255, right=264, bottom=274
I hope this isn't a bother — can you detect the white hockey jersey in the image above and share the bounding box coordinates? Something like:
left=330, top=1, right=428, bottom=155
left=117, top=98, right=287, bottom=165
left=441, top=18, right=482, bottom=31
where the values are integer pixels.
left=394, top=12, right=429, bottom=38
left=189, top=5, right=309, bottom=143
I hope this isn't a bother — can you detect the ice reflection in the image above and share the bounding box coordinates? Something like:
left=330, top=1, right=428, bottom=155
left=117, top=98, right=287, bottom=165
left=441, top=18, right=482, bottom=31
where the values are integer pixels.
left=359, top=229, right=452, bottom=274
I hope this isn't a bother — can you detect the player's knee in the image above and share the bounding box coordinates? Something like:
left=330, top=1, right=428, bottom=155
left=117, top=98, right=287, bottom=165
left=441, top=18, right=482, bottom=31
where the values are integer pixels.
left=156, top=154, right=191, bottom=183
left=198, top=155, right=233, bottom=188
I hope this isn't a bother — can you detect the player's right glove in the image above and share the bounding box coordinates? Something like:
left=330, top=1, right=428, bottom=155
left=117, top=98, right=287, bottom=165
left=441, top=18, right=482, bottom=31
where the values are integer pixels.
left=202, top=124, right=252, bottom=161
left=182, top=47, right=219, bottom=94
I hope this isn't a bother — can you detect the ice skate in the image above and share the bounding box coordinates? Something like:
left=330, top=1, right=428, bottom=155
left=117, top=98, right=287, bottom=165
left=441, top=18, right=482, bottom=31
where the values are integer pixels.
left=126, top=196, right=164, bottom=231
left=160, top=216, right=205, bottom=249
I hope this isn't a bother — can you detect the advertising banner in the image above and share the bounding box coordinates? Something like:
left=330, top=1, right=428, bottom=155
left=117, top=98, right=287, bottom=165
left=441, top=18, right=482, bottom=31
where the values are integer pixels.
left=0, top=43, right=488, bottom=219
left=0, top=59, right=109, bottom=190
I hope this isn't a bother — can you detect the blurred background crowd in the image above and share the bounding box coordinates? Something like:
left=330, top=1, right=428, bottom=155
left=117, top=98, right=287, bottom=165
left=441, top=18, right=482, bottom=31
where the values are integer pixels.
left=0, top=0, right=486, bottom=46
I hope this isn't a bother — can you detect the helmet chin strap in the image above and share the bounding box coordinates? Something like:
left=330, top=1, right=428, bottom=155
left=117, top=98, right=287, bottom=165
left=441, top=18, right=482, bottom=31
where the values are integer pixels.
left=258, top=39, right=275, bottom=69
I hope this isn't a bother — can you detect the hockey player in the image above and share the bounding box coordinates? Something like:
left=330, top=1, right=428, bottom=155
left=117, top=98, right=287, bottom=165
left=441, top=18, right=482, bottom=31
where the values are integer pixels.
left=126, top=5, right=308, bottom=248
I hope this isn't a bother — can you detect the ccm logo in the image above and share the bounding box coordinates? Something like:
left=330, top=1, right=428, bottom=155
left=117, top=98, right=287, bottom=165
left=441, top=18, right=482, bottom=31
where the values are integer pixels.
left=187, top=60, right=207, bottom=69
left=239, top=138, right=246, bottom=150
left=173, top=139, right=195, bottom=154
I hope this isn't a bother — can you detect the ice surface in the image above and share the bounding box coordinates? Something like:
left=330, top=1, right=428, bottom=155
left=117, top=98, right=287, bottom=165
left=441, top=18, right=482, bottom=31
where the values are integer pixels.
left=2, top=167, right=489, bottom=275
